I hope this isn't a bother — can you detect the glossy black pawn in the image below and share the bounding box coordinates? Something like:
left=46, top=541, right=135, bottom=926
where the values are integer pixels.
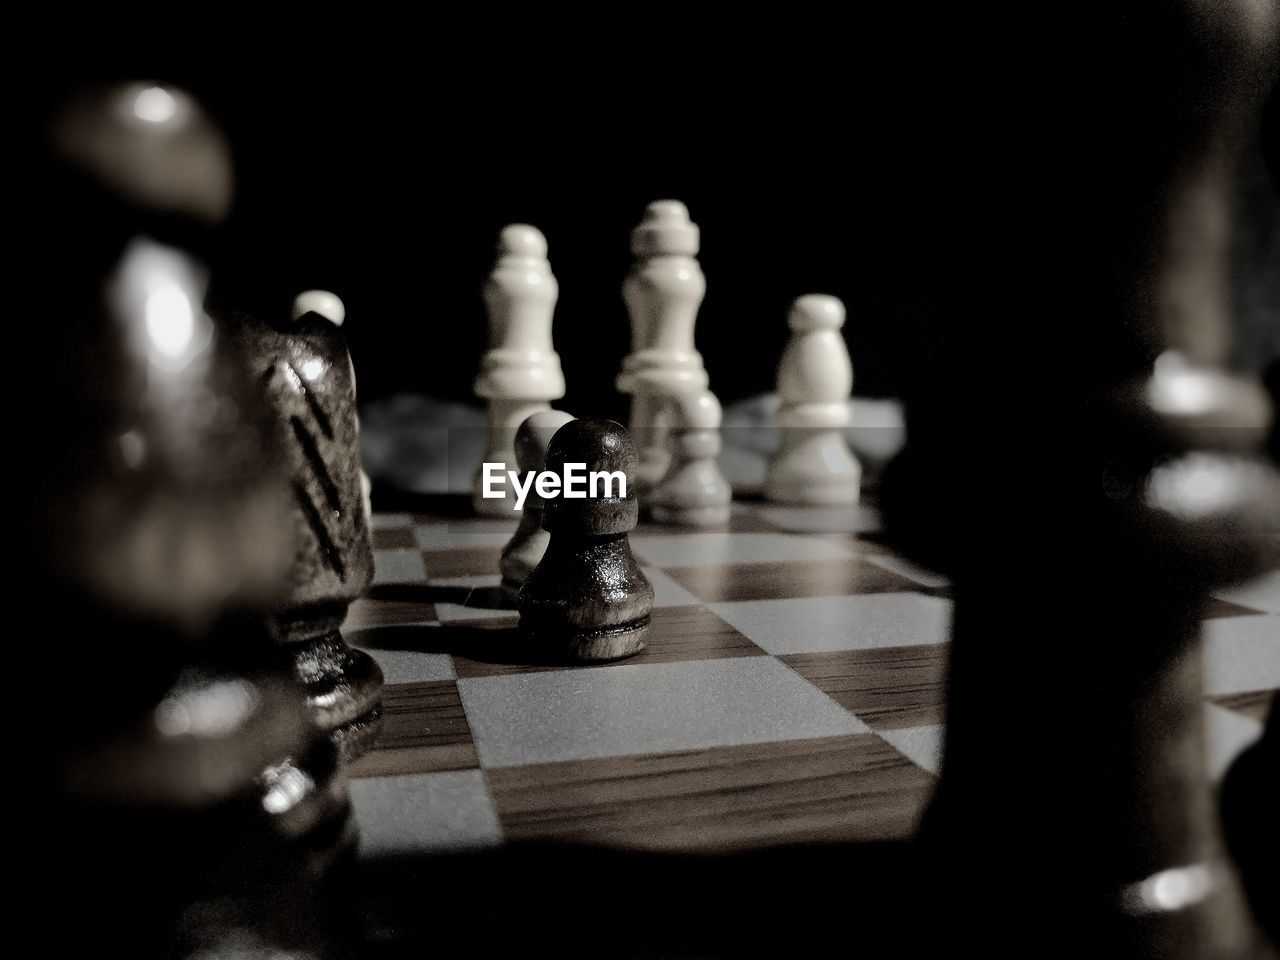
left=518, top=419, right=654, bottom=661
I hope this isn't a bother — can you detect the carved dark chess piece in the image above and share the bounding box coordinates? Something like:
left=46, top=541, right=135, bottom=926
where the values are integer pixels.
left=500, top=409, right=576, bottom=602
left=33, top=81, right=356, bottom=959
left=240, top=294, right=384, bottom=762
left=518, top=419, right=655, bottom=661
left=880, top=5, right=1280, bottom=958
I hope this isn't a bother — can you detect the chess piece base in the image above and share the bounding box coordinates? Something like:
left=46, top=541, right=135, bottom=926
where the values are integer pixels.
left=280, top=614, right=385, bottom=761
left=523, top=616, right=650, bottom=663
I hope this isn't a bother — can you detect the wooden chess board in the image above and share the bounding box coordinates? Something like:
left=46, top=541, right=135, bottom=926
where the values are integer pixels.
left=342, top=501, right=1278, bottom=859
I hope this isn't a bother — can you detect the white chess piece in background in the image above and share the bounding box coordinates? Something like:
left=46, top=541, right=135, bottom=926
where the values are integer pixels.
left=648, top=388, right=732, bottom=527
left=618, top=201, right=711, bottom=493
left=765, top=295, right=862, bottom=505
left=473, top=225, right=566, bottom=515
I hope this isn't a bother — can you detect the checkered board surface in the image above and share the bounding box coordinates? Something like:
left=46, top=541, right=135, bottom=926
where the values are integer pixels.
left=343, top=502, right=1279, bottom=859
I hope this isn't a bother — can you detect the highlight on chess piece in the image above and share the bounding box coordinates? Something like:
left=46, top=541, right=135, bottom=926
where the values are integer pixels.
left=618, top=200, right=712, bottom=493
left=518, top=419, right=654, bottom=662
left=473, top=224, right=566, bottom=515
left=765, top=294, right=862, bottom=505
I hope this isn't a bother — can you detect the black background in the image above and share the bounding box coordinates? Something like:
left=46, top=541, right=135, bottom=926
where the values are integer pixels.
left=160, top=52, right=952, bottom=420
left=34, top=21, right=1279, bottom=423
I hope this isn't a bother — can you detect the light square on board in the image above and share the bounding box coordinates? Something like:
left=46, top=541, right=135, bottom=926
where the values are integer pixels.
left=456, top=657, right=867, bottom=768
left=1202, top=615, right=1280, bottom=696
left=708, top=592, right=952, bottom=656
left=372, top=548, right=428, bottom=585
left=630, top=532, right=854, bottom=567
left=412, top=518, right=518, bottom=550
left=877, top=724, right=945, bottom=776
left=359, top=645, right=454, bottom=685
left=350, top=769, right=501, bottom=856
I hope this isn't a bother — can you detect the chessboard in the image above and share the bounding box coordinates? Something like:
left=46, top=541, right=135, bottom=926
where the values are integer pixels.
left=342, top=499, right=1279, bottom=859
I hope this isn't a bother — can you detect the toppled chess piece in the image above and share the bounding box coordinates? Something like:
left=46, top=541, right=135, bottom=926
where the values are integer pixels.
left=518, top=419, right=654, bottom=661
left=618, top=201, right=712, bottom=493
left=648, top=388, right=731, bottom=526
left=242, top=291, right=384, bottom=762
left=473, top=224, right=566, bottom=515
left=766, top=295, right=861, bottom=505
left=500, top=409, right=575, bottom=602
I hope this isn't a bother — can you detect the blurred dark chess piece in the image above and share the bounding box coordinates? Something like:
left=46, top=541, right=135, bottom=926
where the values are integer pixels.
left=32, top=82, right=356, bottom=958
left=1221, top=693, right=1279, bottom=946
left=881, top=2, right=1280, bottom=958
left=518, top=419, right=655, bottom=661
left=1265, top=357, right=1280, bottom=462
left=234, top=290, right=384, bottom=762
left=500, top=409, right=576, bottom=602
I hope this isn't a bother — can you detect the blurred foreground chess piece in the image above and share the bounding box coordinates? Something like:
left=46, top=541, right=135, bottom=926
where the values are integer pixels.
left=618, top=201, right=712, bottom=493
left=473, top=225, right=566, bottom=515
left=648, top=389, right=732, bottom=526
left=881, top=3, right=1280, bottom=957
left=33, top=82, right=353, bottom=959
left=500, top=409, right=576, bottom=602
left=518, top=419, right=654, bottom=661
left=1221, top=694, right=1279, bottom=946
left=765, top=295, right=861, bottom=505
left=236, top=290, right=384, bottom=762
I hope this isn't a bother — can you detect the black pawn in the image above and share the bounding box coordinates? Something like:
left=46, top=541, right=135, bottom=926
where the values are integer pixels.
left=518, top=419, right=654, bottom=661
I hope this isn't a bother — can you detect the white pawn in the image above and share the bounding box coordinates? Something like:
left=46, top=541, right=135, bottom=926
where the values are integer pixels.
left=648, top=389, right=731, bottom=527
left=617, top=201, right=711, bottom=493
left=473, top=225, right=566, bottom=515
left=499, top=409, right=575, bottom=601
left=765, top=295, right=861, bottom=505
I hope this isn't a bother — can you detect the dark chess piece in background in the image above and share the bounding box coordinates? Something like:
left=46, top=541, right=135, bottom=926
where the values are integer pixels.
left=235, top=290, right=384, bottom=762
left=32, top=81, right=357, bottom=959
left=880, top=2, right=1280, bottom=958
left=518, top=419, right=654, bottom=661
